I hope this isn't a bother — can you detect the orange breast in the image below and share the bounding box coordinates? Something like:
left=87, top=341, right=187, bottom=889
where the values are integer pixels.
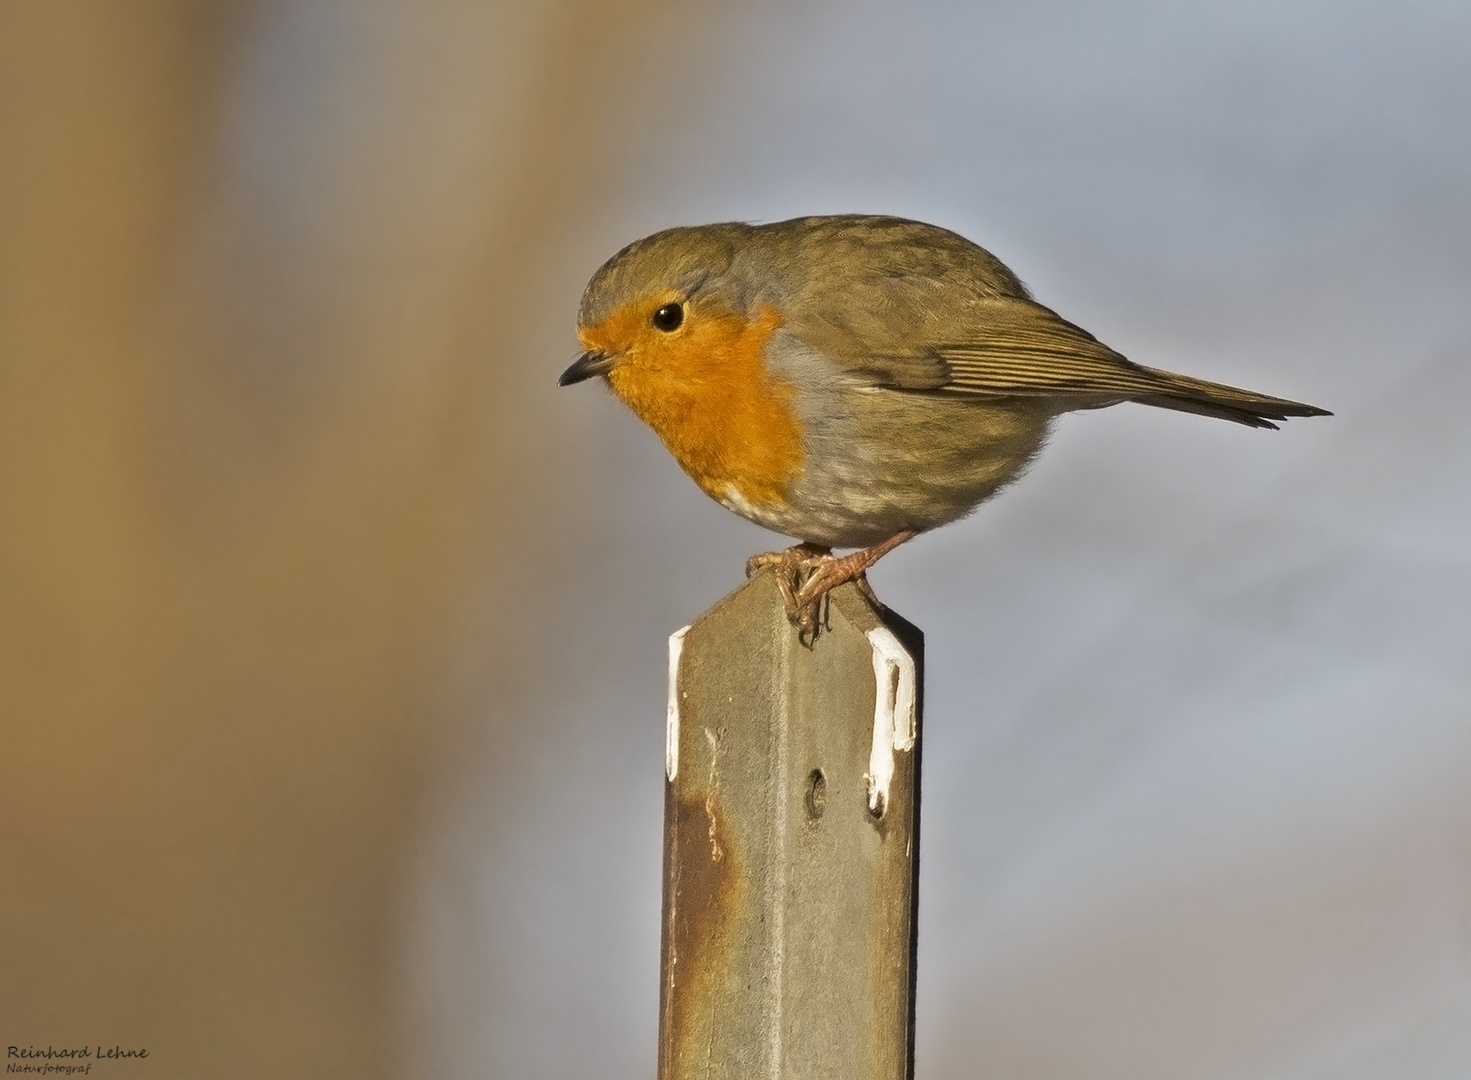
left=585, top=304, right=804, bottom=507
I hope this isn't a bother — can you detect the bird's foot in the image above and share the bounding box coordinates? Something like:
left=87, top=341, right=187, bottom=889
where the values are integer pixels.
left=746, top=530, right=916, bottom=642
left=745, top=543, right=841, bottom=641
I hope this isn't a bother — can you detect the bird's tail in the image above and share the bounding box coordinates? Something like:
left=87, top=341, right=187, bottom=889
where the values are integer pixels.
left=1132, top=366, right=1332, bottom=429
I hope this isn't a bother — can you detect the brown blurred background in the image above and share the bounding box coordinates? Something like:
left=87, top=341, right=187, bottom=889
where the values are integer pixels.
left=3, top=2, right=1469, bottom=1078
left=0, top=1, right=671, bottom=1076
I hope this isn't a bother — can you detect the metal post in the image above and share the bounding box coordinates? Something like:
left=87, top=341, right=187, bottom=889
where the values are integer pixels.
left=659, top=570, right=923, bottom=1080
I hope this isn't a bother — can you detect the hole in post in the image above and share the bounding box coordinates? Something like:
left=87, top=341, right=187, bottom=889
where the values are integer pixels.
left=804, top=769, right=827, bottom=820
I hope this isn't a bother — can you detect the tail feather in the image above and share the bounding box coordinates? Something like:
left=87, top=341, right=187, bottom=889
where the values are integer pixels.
left=1134, top=366, right=1332, bottom=429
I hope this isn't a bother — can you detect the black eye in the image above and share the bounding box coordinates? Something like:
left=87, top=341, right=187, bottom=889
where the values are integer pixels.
left=651, top=303, right=684, bottom=332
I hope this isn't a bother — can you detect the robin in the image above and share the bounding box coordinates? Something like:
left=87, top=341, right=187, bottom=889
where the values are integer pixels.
left=560, top=215, right=1328, bottom=637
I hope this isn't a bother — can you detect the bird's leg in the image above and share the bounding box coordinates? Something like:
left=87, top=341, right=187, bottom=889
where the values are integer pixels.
left=747, top=530, right=917, bottom=639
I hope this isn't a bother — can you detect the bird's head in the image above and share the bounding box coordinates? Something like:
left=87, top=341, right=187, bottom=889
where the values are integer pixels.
left=560, top=223, right=755, bottom=388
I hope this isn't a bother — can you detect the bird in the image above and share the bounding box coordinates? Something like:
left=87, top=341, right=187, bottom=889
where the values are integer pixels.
left=560, top=215, right=1329, bottom=637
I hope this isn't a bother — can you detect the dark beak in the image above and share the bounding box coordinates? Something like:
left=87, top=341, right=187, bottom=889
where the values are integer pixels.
left=558, top=350, right=618, bottom=386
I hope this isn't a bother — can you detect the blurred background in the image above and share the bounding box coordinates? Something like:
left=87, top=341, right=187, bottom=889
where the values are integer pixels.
left=2, top=1, right=1467, bottom=1077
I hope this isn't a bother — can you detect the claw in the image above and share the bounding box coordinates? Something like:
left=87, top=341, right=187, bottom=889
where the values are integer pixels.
left=745, top=530, right=917, bottom=640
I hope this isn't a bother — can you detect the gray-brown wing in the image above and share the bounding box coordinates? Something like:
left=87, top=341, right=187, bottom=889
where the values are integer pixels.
left=767, top=218, right=1150, bottom=395
left=809, top=291, right=1327, bottom=430
left=926, top=297, right=1159, bottom=398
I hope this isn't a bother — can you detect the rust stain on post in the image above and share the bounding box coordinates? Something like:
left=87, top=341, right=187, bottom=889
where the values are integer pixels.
left=658, top=571, right=922, bottom=1080
left=661, top=786, right=743, bottom=1074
